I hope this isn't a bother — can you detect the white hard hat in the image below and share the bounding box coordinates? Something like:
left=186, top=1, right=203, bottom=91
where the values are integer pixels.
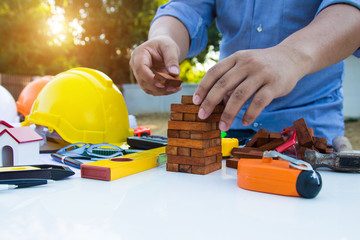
left=0, top=85, right=19, bottom=124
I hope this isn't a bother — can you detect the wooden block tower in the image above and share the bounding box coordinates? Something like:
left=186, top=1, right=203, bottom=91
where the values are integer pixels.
left=166, top=95, right=224, bottom=174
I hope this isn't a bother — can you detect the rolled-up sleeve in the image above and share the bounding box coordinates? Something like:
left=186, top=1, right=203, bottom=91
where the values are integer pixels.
left=152, top=1, right=215, bottom=58
left=316, top=0, right=360, bottom=57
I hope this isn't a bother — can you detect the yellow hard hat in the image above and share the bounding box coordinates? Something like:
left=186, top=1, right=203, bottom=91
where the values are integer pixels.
left=23, top=67, right=132, bottom=145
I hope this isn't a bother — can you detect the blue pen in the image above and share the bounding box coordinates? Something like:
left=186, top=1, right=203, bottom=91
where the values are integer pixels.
left=50, top=153, right=83, bottom=169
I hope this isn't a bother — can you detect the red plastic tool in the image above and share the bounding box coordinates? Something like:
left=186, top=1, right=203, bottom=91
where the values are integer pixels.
left=275, top=129, right=297, bottom=153
left=132, top=126, right=151, bottom=137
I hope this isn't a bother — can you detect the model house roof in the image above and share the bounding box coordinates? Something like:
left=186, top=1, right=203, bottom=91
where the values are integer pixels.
left=0, top=120, right=14, bottom=131
left=0, top=126, right=42, bottom=143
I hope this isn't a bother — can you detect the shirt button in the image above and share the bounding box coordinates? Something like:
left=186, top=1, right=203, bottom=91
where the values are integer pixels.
left=256, top=24, right=263, bottom=32
left=253, top=122, right=259, bottom=128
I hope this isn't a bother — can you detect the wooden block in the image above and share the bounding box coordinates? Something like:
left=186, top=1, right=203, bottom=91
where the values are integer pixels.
left=154, top=72, right=182, bottom=88
left=181, top=95, right=194, bottom=105
left=168, top=121, right=214, bottom=131
left=179, top=164, right=192, bottom=173
left=256, top=129, right=269, bottom=147
left=245, top=129, right=269, bottom=147
left=209, top=137, right=222, bottom=147
left=293, top=118, right=314, bottom=148
left=191, top=162, right=222, bottom=175
left=326, top=147, right=333, bottom=154
left=283, top=126, right=291, bottom=132
left=167, top=154, right=219, bottom=166
left=256, top=138, right=285, bottom=151
left=166, top=163, right=179, bottom=172
left=171, top=112, right=183, bottom=121
left=191, top=146, right=222, bottom=157
left=226, top=158, right=239, bottom=169
left=166, top=146, right=178, bottom=155
left=231, top=147, right=260, bottom=154
left=308, top=128, right=314, bottom=137
left=179, top=130, right=191, bottom=139
left=269, top=132, right=282, bottom=140
left=171, top=104, right=224, bottom=114
left=167, top=129, right=180, bottom=138
left=178, top=147, right=190, bottom=156
left=232, top=151, right=263, bottom=159
left=168, top=137, right=214, bottom=149
left=195, top=113, right=222, bottom=123
left=190, top=130, right=221, bottom=140
left=183, top=113, right=197, bottom=122
left=297, top=146, right=310, bottom=160
left=313, top=136, right=327, bottom=153
left=216, top=153, right=223, bottom=162
left=231, top=148, right=264, bottom=159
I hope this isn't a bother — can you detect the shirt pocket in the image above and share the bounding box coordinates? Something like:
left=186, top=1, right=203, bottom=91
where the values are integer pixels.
left=281, top=0, right=322, bottom=37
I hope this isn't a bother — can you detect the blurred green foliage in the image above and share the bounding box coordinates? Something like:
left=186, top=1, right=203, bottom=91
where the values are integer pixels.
left=0, top=0, right=220, bottom=84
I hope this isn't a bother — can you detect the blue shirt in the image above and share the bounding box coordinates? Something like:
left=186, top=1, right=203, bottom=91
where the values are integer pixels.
left=153, top=0, right=360, bottom=142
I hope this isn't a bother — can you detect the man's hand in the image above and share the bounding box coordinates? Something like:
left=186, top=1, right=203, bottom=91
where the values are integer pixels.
left=193, top=45, right=310, bottom=131
left=129, top=36, right=182, bottom=96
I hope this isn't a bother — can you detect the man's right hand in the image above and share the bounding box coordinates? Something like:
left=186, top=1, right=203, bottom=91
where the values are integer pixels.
left=129, top=36, right=182, bottom=96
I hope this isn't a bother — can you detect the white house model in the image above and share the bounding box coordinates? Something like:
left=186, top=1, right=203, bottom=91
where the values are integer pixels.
left=0, top=121, right=43, bottom=166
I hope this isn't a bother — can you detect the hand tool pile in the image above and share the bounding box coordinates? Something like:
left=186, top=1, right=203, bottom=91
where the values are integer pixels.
left=227, top=118, right=360, bottom=173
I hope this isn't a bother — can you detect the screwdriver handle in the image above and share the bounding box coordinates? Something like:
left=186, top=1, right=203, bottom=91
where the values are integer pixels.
left=304, top=149, right=360, bottom=172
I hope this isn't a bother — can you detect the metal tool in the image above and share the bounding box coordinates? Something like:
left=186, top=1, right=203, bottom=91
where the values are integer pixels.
left=51, top=153, right=83, bottom=169
left=56, top=143, right=125, bottom=161
left=304, top=149, right=360, bottom=172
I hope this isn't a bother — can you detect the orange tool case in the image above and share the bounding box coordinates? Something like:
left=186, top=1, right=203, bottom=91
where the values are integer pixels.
left=237, top=151, right=322, bottom=198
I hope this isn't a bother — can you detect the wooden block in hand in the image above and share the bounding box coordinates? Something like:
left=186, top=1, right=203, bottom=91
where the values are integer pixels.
left=171, top=104, right=224, bottom=114
left=154, top=72, right=182, bottom=88
left=181, top=95, right=194, bottom=105
left=190, top=130, right=221, bottom=140
left=182, top=112, right=222, bottom=123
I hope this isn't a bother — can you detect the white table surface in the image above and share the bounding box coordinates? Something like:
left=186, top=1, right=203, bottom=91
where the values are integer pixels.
left=0, top=154, right=359, bottom=240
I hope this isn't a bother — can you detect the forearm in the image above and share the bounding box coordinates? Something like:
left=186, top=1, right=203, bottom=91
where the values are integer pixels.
left=279, top=3, right=360, bottom=75
left=149, top=16, right=190, bottom=62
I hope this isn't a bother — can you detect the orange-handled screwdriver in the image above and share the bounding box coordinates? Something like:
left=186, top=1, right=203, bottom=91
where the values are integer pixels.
left=237, top=151, right=322, bottom=198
